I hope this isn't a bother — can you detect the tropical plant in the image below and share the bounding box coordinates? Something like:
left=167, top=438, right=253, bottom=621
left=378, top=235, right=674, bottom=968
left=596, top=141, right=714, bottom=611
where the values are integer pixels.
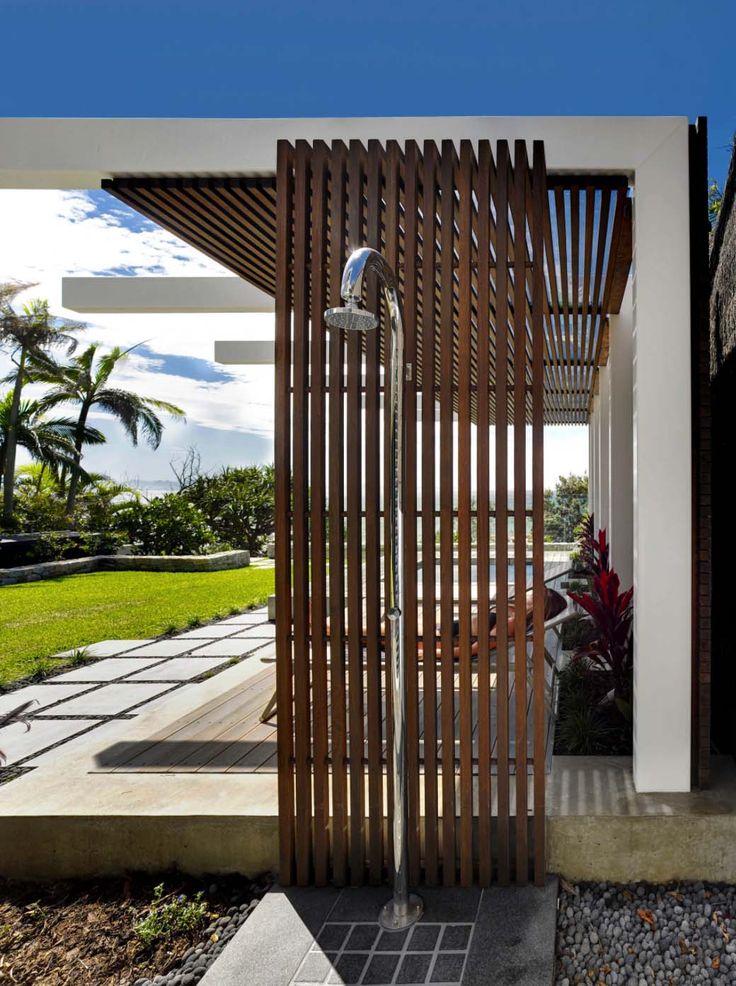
left=0, top=286, right=81, bottom=527
left=117, top=494, right=217, bottom=556
left=0, top=393, right=105, bottom=497
left=544, top=473, right=588, bottom=542
left=34, top=343, right=184, bottom=515
left=575, top=513, right=609, bottom=578
left=568, top=567, right=634, bottom=721
left=183, top=464, right=275, bottom=553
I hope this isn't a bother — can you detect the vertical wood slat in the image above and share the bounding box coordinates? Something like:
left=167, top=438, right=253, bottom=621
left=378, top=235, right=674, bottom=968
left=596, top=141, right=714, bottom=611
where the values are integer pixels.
left=457, top=140, right=474, bottom=887
left=346, top=140, right=366, bottom=885
left=328, top=141, right=349, bottom=886
left=495, top=140, right=512, bottom=886
left=512, top=140, right=529, bottom=884
left=421, top=141, right=439, bottom=886
left=384, top=141, right=401, bottom=876
left=310, top=141, right=330, bottom=886
left=439, top=140, right=457, bottom=887
left=292, top=140, right=313, bottom=886
left=531, top=141, right=547, bottom=885
left=364, top=140, right=383, bottom=884
left=274, top=140, right=295, bottom=887
left=476, top=140, right=493, bottom=887
left=403, top=141, right=422, bottom=887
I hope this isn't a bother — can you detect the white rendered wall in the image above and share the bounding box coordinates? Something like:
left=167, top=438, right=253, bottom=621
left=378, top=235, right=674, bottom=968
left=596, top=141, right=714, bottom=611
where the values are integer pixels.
left=631, top=122, right=692, bottom=792
left=607, top=286, right=634, bottom=590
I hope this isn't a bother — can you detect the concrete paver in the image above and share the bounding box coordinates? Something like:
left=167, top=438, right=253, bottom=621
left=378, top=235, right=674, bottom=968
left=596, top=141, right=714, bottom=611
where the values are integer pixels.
left=126, top=656, right=232, bottom=682
left=55, top=639, right=154, bottom=658
left=0, top=683, right=95, bottom=713
left=52, top=657, right=166, bottom=683
left=0, top=718, right=99, bottom=765
left=47, top=682, right=174, bottom=716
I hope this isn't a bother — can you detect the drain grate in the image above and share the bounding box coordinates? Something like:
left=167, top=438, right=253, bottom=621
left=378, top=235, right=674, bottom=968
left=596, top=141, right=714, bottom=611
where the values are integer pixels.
left=291, top=920, right=474, bottom=985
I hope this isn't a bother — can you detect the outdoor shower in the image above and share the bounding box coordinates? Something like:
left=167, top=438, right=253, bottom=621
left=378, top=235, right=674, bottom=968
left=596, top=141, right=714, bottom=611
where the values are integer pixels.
left=325, top=247, right=424, bottom=931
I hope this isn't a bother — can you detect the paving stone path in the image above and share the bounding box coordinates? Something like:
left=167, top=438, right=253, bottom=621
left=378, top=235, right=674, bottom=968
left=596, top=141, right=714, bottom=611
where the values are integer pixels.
left=0, top=608, right=273, bottom=774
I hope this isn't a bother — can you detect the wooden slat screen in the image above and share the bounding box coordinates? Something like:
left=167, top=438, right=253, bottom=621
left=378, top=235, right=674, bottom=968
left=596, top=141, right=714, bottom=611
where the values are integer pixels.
left=275, top=138, right=548, bottom=887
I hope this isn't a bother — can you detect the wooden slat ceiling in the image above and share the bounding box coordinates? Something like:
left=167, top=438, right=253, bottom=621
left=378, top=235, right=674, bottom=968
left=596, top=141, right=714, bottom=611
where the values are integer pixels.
left=104, top=166, right=631, bottom=424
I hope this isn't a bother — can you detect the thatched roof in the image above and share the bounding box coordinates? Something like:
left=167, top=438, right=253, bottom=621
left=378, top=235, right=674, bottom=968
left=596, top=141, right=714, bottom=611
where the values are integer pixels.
left=711, top=139, right=736, bottom=377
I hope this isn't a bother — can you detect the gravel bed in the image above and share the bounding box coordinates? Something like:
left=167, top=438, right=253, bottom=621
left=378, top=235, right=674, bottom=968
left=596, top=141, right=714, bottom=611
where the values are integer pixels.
left=134, top=879, right=265, bottom=986
left=557, top=881, right=736, bottom=985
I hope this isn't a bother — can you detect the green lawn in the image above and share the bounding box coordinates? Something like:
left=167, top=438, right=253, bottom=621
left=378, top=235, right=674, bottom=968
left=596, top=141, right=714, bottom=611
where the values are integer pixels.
left=0, top=567, right=275, bottom=686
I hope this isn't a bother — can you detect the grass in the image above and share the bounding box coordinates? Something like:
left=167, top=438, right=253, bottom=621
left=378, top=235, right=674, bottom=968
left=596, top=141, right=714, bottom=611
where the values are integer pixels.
left=0, top=567, right=275, bottom=687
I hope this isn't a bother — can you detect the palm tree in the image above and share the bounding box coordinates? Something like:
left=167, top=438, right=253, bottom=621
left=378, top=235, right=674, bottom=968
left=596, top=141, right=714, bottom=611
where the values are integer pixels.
left=0, top=284, right=82, bottom=526
left=36, top=343, right=185, bottom=515
left=0, top=393, right=106, bottom=491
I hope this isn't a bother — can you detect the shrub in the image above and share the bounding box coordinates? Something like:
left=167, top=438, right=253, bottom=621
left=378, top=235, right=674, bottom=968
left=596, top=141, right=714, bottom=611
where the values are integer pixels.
left=182, top=465, right=275, bottom=554
left=1, top=531, right=124, bottom=567
left=134, top=883, right=208, bottom=949
left=116, top=494, right=218, bottom=556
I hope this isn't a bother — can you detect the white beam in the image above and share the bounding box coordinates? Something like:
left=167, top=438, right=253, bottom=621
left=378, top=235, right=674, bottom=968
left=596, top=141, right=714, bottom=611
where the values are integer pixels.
left=62, top=276, right=274, bottom=314
left=215, top=340, right=275, bottom=365
left=0, top=116, right=685, bottom=188
left=598, top=365, right=611, bottom=534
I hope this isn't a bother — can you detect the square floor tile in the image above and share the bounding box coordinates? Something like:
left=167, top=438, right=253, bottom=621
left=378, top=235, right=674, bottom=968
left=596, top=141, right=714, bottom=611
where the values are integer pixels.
left=0, top=683, right=94, bottom=713
left=0, top=717, right=97, bottom=764
left=315, top=923, right=351, bottom=951
left=375, top=927, right=410, bottom=951
left=175, top=625, right=242, bottom=639
left=397, top=952, right=433, bottom=984
left=363, top=953, right=400, bottom=984
left=429, top=953, right=464, bottom=983
left=407, top=925, right=441, bottom=952
left=217, top=611, right=269, bottom=625
left=188, top=639, right=271, bottom=657
left=54, top=639, right=154, bottom=658
left=231, top=624, right=276, bottom=639
left=48, top=682, right=173, bottom=715
left=295, top=950, right=337, bottom=983
left=124, top=640, right=199, bottom=658
left=125, top=657, right=231, bottom=682
left=25, top=718, right=125, bottom=765
left=52, top=658, right=165, bottom=682
left=344, top=924, right=380, bottom=951
left=439, top=925, right=472, bottom=951
left=327, top=952, right=368, bottom=984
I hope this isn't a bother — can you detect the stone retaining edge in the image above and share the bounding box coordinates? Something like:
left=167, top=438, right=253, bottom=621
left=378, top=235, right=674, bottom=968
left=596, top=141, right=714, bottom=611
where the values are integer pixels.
left=0, top=549, right=250, bottom=585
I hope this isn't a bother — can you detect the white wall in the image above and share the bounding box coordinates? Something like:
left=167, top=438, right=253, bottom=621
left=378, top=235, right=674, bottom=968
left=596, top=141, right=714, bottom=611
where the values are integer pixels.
left=598, top=367, right=611, bottom=534
left=607, top=286, right=634, bottom=590
left=631, top=122, right=692, bottom=792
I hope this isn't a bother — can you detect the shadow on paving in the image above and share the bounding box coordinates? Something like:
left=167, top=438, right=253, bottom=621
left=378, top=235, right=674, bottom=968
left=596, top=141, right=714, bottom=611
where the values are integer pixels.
left=197, top=880, right=558, bottom=986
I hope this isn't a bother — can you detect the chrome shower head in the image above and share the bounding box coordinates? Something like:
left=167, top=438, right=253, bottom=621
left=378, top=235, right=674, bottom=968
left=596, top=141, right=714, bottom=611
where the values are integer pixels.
left=324, top=300, right=378, bottom=332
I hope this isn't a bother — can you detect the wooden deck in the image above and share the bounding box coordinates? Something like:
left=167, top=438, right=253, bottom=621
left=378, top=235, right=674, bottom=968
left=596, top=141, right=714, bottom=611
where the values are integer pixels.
left=93, top=643, right=556, bottom=778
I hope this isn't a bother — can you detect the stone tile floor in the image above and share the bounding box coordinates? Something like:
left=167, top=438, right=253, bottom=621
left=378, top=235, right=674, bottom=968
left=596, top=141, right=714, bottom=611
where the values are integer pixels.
left=0, top=607, right=272, bottom=771
left=292, top=921, right=474, bottom=985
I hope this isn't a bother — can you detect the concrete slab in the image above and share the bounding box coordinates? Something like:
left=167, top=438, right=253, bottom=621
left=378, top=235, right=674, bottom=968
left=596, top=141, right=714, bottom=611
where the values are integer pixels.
left=189, top=639, right=272, bottom=657
left=52, top=657, right=165, bottom=682
left=231, top=624, right=276, bottom=639
left=124, top=639, right=199, bottom=657
left=462, top=879, right=557, bottom=986
left=125, top=656, right=232, bottom=681
left=175, top=625, right=242, bottom=639
left=199, top=887, right=341, bottom=986
left=47, top=682, right=174, bottom=715
left=0, top=717, right=98, bottom=765
left=25, top=718, right=125, bottom=766
left=54, top=639, right=154, bottom=658
left=0, top=683, right=95, bottom=713
left=217, top=611, right=270, bottom=626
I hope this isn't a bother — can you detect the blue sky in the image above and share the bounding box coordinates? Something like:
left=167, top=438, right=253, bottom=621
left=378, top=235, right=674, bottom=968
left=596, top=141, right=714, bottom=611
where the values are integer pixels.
left=0, top=1, right=733, bottom=487
left=2, top=0, right=734, bottom=182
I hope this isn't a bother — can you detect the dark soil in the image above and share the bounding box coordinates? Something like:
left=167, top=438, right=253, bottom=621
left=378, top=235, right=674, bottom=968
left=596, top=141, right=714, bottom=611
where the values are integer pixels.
left=0, top=872, right=268, bottom=985
left=554, top=660, right=633, bottom=756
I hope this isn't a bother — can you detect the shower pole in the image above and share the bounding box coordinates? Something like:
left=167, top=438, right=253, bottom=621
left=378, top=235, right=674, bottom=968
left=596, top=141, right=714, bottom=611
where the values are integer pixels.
left=325, top=248, right=423, bottom=930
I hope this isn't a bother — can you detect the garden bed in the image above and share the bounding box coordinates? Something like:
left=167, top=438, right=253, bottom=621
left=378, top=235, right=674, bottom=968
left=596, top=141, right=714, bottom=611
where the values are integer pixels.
left=0, top=872, right=269, bottom=985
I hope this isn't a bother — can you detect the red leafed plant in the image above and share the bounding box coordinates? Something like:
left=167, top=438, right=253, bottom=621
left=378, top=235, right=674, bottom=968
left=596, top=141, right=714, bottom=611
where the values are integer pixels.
left=577, top=513, right=610, bottom=577
left=569, top=567, right=634, bottom=721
